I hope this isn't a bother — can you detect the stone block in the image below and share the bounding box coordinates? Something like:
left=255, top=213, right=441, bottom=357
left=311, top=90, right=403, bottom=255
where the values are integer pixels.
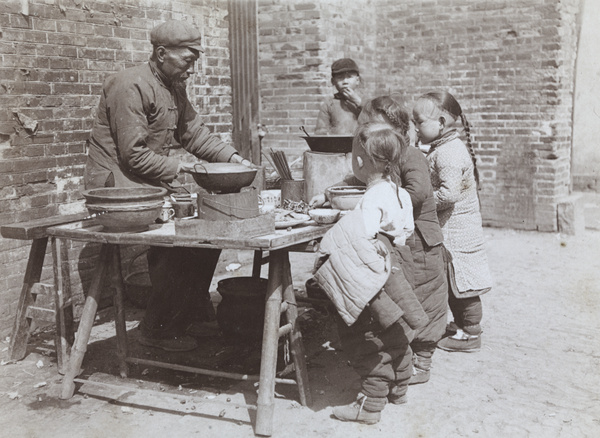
left=557, top=193, right=585, bottom=235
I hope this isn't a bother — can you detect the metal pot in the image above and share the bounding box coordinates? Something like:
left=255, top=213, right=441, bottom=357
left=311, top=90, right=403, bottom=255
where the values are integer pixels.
left=216, top=277, right=268, bottom=341
left=186, top=162, right=258, bottom=193
left=82, top=187, right=167, bottom=232
left=300, top=135, right=353, bottom=153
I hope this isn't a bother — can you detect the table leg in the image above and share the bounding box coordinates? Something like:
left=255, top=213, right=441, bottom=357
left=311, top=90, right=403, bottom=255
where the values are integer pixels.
left=110, top=245, right=128, bottom=378
left=51, top=237, right=75, bottom=374
left=60, top=243, right=110, bottom=400
left=8, top=238, right=48, bottom=362
left=252, top=250, right=263, bottom=278
left=255, top=249, right=285, bottom=437
left=281, top=255, right=312, bottom=406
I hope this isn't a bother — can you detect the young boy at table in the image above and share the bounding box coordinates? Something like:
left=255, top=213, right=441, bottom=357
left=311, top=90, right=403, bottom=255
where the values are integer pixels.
left=315, top=58, right=364, bottom=135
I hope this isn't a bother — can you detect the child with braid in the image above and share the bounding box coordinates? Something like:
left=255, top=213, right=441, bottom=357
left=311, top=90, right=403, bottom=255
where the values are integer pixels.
left=359, top=96, right=448, bottom=382
left=412, top=91, right=492, bottom=352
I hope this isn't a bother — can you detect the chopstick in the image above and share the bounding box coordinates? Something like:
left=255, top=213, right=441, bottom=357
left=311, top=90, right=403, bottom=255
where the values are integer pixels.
left=269, top=149, right=293, bottom=180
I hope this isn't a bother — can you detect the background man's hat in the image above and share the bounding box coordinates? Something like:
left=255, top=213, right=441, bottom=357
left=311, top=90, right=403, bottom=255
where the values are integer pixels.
left=331, top=58, right=360, bottom=75
left=150, top=20, right=204, bottom=53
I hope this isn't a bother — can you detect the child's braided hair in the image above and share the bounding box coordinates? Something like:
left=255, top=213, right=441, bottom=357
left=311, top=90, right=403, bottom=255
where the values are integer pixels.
left=423, top=91, right=480, bottom=186
left=354, top=123, right=407, bottom=181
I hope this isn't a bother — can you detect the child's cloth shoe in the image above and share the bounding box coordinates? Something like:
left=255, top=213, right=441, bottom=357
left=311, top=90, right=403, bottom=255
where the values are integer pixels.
left=387, top=393, right=408, bottom=405
left=332, top=394, right=381, bottom=424
left=444, top=321, right=460, bottom=337
left=437, top=329, right=481, bottom=352
left=408, top=367, right=430, bottom=385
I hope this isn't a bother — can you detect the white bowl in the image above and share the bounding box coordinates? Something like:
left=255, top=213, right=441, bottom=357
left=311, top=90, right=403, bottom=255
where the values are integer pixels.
left=326, top=186, right=366, bottom=210
left=309, top=208, right=341, bottom=224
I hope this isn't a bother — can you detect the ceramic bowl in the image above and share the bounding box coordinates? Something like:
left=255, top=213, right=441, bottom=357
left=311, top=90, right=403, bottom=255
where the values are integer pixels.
left=308, top=208, right=341, bottom=224
left=82, top=187, right=167, bottom=232
left=326, top=186, right=366, bottom=210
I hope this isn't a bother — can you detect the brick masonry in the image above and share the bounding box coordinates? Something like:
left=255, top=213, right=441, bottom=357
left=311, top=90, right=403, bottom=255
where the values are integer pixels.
left=0, top=0, right=232, bottom=336
left=0, top=0, right=582, bottom=336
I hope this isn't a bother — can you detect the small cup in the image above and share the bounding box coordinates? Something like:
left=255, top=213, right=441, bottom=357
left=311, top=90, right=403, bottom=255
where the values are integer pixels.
left=158, top=201, right=175, bottom=222
left=281, top=179, right=305, bottom=204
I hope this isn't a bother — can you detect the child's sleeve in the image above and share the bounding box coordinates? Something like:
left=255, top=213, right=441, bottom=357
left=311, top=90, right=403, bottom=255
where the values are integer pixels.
left=433, top=148, right=463, bottom=209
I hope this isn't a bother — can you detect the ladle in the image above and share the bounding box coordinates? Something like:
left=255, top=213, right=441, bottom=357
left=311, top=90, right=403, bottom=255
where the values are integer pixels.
left=300, top=126, right=311, bottom=137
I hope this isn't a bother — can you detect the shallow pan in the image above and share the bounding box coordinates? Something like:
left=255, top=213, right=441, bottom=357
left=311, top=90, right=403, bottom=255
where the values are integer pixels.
left=301, top=135, right=354, bottom=153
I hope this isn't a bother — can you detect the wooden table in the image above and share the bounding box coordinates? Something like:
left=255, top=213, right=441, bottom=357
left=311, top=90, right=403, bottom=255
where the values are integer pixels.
left=47, top=218, right=328, bottom=437
left=0, top=213, right=88, bottom=372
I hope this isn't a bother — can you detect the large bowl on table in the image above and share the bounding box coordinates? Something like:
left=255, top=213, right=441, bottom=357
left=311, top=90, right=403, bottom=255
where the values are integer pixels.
left=326, top=186, right=366, bottom=211
left=187, top=162, right=258, bottom=193
left=301, top=135, right=353, bottom=153
left=82, top=187, right=167, bottom=232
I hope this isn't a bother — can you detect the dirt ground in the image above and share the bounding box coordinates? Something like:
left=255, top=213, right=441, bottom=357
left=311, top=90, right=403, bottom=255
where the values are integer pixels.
left=1, top=226, right=599, bottom=438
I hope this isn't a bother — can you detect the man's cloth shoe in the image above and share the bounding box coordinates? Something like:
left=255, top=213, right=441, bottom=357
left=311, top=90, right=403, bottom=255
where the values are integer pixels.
left=138, top=335, right=198, bottom=352
left=437, top=329, right=481, bottom=352
left=408, top=368, right=430, bottom=385
left=332, top=401, right=381, bottom=424
left=186, top=320, right=221, bottom=338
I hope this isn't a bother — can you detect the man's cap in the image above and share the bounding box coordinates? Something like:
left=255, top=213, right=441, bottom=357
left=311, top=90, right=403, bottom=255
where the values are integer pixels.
left=331, top=58, right=359, bottom=75
left=150, top=20, right=205, bottom=53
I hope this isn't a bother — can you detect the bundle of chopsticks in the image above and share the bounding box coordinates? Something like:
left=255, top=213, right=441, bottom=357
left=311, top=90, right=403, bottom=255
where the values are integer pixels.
left=265, top=148, right=293, bottom=180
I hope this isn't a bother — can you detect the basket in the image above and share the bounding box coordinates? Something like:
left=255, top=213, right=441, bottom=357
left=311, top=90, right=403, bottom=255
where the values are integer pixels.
left=123, top=249, right=152, bottom=308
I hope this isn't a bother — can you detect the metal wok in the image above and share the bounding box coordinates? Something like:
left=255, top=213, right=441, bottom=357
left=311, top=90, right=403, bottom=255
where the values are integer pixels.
left=301, top=135, right=354, bottom=153
left=185, top=162, right=257, bottom=193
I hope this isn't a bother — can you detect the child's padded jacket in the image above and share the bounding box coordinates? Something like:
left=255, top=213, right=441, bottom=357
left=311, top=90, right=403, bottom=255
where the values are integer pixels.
left=313, top=209, right=391, bottom=325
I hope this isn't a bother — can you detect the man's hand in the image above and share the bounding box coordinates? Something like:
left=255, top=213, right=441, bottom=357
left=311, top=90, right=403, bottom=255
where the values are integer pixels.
left=230, top=154, right=256, bottom=168
left=178, top=160, right=207, bottom=174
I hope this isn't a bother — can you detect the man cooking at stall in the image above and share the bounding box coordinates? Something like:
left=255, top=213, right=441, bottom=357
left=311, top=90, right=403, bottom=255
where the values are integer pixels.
left=84, top=19, right=253, bottom=352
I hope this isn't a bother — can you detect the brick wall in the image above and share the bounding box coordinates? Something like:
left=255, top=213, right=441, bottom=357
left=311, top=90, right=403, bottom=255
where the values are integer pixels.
left=374, top=0, right=580, bottom=231
left=258, top=0, right=581, bottom=231
left=0, top=0, right=583, bottom=337
left=0, top=0, right=232, bottom=337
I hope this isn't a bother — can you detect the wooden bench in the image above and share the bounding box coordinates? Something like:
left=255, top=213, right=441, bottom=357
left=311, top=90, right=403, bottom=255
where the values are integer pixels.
left=1, top=213, right=88, bottom=372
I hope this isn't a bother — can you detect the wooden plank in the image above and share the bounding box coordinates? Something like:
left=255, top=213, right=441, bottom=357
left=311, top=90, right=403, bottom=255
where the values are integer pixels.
left=1, top=212, right=88, bottom=240
left=77, top=375, right=256, bottom=419
left=30, top=283, right=54, bottom=296
left=174, top=216, right=275, bottom=239
left=47, top=220, right=331, bottom=252
left=24, top=306, right=55, bottom=322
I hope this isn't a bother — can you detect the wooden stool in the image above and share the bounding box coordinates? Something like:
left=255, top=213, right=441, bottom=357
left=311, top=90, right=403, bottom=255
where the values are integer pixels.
left=1, top=213, right=87, bottom=372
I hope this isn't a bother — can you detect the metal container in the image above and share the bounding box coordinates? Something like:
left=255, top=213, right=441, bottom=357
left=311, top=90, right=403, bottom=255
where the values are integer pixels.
left=300, top=135, right=353, bottom=153
left=82, top=187, right=167, bottom=232
left=187, top=162, right=258, bottom=193
left=216, top=277, right=268, bottom=341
